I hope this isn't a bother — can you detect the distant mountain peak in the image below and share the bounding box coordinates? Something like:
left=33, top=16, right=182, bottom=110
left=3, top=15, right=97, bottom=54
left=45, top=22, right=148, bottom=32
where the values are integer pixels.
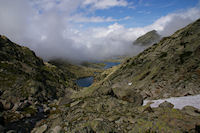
left=133, top=30, right=161, bottom=46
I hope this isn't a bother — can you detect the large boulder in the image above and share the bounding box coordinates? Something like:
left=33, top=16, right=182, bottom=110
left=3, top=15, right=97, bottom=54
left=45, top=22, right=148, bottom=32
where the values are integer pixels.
left=112, top=87, right=143, bottom=106
left=159, top=101, right=174, bottom=108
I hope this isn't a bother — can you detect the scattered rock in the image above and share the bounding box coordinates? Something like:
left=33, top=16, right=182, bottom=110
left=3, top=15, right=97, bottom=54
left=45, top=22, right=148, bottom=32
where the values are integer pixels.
left=159, top=101, right=174, bottom=108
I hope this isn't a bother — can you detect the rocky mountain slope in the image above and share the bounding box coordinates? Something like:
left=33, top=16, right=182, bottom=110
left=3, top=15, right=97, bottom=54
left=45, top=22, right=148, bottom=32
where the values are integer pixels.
left=0, top=35, right=75, bottom=103
left=31, top=19, right=200, bottom=133
left=0, top=35, right=79, bottom=132
left=90, top=18, right=200, bottom=100
left=133, top=30, right=161, bottom=46
left=1, top=19, right=200, bottom=132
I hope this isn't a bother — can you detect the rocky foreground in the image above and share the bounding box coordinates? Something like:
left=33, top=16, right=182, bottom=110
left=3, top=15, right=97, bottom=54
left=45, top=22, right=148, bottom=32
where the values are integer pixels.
left=0, top=19, right=200, bottom=132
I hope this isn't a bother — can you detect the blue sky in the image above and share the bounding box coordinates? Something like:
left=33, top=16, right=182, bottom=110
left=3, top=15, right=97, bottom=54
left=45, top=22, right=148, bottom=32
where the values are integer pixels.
left=81, top=0, right=199, bottom=28
left=0, top=0, right=200, bottom=61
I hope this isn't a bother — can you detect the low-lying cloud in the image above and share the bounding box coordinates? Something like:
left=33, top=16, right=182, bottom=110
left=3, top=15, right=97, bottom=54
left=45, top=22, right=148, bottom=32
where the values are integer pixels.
left=0, top=0, right=200, bottom=63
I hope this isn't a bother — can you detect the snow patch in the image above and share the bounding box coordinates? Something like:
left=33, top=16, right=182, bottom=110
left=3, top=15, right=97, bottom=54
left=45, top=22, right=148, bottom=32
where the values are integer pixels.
left=143, top=94, right=200, bottom=109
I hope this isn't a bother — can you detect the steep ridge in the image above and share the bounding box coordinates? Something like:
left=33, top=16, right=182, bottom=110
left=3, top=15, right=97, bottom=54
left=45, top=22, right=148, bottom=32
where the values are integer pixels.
left=95, top=18, right=200, bottom=100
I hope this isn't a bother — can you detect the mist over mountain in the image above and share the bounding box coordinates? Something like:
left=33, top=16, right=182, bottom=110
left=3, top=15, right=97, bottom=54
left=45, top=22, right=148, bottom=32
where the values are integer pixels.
left=0, top=0, right=200, bottom=62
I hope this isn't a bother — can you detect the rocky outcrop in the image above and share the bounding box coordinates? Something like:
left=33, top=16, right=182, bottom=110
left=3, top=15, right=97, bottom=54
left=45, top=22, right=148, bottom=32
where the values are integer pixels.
left=159, top=101, right=174, bottom=108
left=111, top=87, right=143, bottom=105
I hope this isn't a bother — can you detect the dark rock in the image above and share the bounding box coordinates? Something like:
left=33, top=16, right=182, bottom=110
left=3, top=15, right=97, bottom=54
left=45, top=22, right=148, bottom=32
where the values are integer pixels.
left=17, top=101, right=31, bottom=111
left=195, top=125, right=200, bottom=133
left=143, top=106, right=154, bottom=113
left=159, top=101, right=174, bottom=108
left=0, top=116, right=5, bottom=126
left=0, top=91, right=3, bottom=96
left=0, top=125, right=4, bottom=133
left=0, top=102, right=4, bottom=112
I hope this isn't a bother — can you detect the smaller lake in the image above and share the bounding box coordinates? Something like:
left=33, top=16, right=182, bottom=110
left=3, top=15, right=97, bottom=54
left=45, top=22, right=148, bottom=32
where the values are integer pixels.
left=76, top=62, right=120, bottom=87
left=104, top=62, right=120, bottom=69
left=76, top=76, right=94, bottom=87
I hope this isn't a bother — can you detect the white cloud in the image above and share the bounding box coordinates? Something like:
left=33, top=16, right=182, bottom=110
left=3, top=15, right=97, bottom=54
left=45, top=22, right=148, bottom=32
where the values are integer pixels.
left=68, top=15, right=117, bottom=23
left=83, top=0, right=128, bottom=9
left=0, top=0, right=200, bottom=63
left=149, top=8, right=200, bottom=36
left=68, top=15, right=131, bottom=23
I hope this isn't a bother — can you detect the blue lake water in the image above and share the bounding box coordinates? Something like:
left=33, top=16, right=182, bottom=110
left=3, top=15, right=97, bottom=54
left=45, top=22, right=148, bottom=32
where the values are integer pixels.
left=104, top=62, right=120, bottom=69
left=76, top=76, right=94, bottom=87
left=76, top=62, right=120, bottom=87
